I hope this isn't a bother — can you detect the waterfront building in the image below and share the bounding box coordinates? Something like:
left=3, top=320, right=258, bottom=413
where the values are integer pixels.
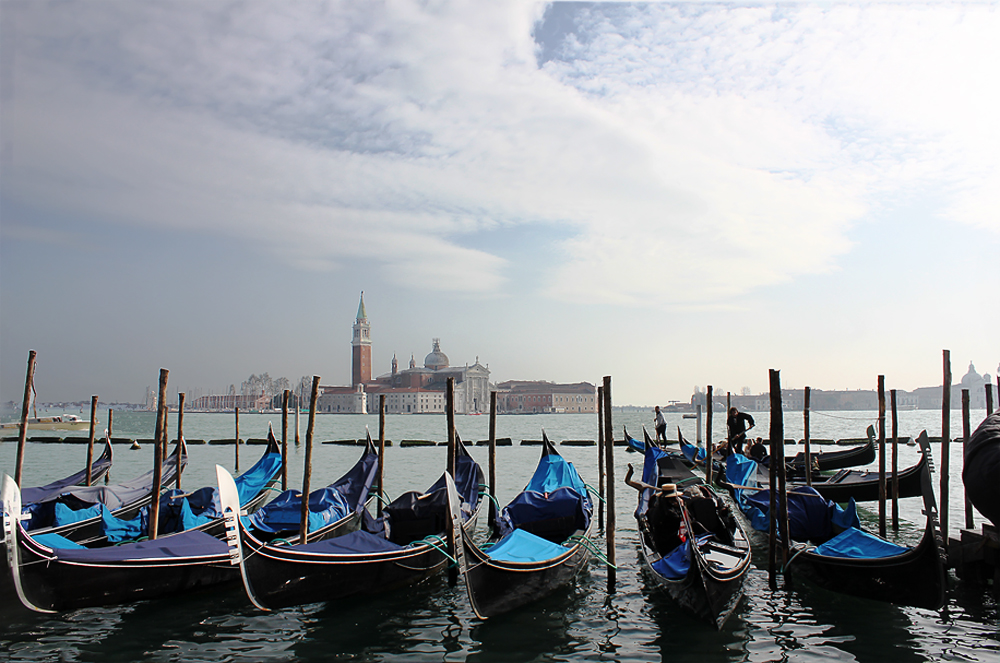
left=494, top=380, right=597, bottom=414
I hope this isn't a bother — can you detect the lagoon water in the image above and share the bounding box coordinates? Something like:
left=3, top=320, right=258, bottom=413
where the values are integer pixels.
left=1, top=409, right=997, bottom=662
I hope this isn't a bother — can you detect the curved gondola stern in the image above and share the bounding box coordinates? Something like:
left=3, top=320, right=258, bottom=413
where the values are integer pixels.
left=216, top=465, right=270, bottom=612
left=915, top=430, right=947, bottom=609
left=2, top=474, right=55, bottom=613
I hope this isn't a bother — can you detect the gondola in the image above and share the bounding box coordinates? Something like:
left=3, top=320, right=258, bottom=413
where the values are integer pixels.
left=723, top=432, right=946, bottom=609
left=1, top=431, right=285, bottom=612
left=456, top=431, right=594, bottom=619
left=963, top=411, right=999, bottom=528
left=627, top=435, right=751, bottom=628
left=218, top=433, right=483, bottom=610
left=4, top=437, right=187, bottom=550
left=660, top=426, right=874, bottom=478
left=19, top=435, right=114, bottom=506
left=786, top=426, right=875, bottom=473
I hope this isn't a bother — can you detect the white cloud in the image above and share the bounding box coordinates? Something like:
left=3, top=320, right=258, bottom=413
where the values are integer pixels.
left=2, top=1, right=996, bottom=307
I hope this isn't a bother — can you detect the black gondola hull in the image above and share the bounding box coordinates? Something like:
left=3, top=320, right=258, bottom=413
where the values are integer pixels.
left=461, top=527, right=593, bottom=619
left=790, top=523, right=945, bottom=609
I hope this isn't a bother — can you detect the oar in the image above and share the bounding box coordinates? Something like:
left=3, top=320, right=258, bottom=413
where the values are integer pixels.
left=623, top=463, right=678, bottom=497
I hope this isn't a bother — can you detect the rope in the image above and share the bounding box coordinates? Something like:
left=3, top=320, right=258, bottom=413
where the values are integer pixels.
left=584, top=483, right=607, bottom=504
left=564, top=534, right=617, bottom=570
left=414, top=534, right=458, bottom=567
left=809, top=411, right=878, bottom=423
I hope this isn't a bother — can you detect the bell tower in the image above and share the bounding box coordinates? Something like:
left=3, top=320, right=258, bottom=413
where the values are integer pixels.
left=352, top=291, right=371, bottom=386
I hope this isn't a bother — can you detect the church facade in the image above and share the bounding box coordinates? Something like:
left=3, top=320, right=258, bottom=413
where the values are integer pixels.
left=319, top=293, right=492, bottom=414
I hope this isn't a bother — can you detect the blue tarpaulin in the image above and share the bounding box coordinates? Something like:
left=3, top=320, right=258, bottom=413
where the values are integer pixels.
left=485, top=528, right=571, bottom=563
left=294, top=529, right=404, bottom=555
left=248, top=487, right=352, bottom=534
left=812, top=527, right=909, bottom=559
left=525, top=454, right=588, bottom=497
left=51, top=529, right=228, bottom=562
left=53, top=502, right=102, bottom=527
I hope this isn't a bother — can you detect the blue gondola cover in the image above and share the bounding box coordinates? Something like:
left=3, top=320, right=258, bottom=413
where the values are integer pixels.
left=485, top=528, right=571, bottom=563
left=812, top=527, right=909, bottom=559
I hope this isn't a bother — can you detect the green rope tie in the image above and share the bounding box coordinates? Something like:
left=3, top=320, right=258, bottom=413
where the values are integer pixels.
left=583, top=483, right=607, bottom=504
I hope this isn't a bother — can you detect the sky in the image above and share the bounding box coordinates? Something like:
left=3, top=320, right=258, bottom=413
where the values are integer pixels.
left=1, top=1, right=997, bottom=407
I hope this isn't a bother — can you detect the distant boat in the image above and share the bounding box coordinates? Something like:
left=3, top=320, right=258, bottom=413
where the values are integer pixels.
left=0, top=415, right=93, bottom=432
left=682, top=414, right=697, bottom=419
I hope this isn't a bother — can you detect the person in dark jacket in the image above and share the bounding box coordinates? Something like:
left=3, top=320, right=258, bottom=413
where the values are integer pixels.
left=727, top=407, right=755, bottom=455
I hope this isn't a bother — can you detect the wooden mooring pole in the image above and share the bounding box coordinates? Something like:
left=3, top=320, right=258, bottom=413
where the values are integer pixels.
left=378, top=394, right=386, bottom=518
left=706, top=386, right=714, bottom=485
left=878, top=376, right=887, bottom=538
left=86, top=395, right=98, bottom=486
left=281, top=390, right=289, bottom=491
left=149, top=368, right=169, bottom=541
left=891, top=388, right=899, bottom=531
left=963, top=389, right=974, bottom=531
left=234, top=406, right=241, bottom=473
left=106, top=407, right=113, bottom=483
left=488, top=391, right=497, bottom=530
left=176, top=393, right=185, bottom=490
left=986, top=383, right=995, bottom=415
left=299, top=376, right=320, bottom=544
left=941, top=350, right=952, bottom=549
left=14, top=349, right=37, bottom=487
left=446, top=377, right=457, bottom=587
left=597, top=385, right=605, bottom=532
left=602, top=376, right=616, bottom=590
left=804, top=386, right=812, bottom=486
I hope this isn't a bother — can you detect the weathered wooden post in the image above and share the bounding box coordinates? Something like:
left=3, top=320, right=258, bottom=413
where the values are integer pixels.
left=878, top=375, right=886, bottom=538
left=941, top=350, right=951, bottom=549
left=299, top=376, right=320, bottom=544
left=106, top=407, right=113, bottom=484
left=706, top=386, right=714, bottom=484
left=696, top=404, right=702, bottom=444
left=803, top=386, right=812, bottom=486
left=602, top=376, right=616, bottom=590
left=488, top=391, right=497, bottom=530
left=235, top=405, right=241, bottom=472
left=378, top=394, right=386, bottom=518
left=176, top=392, right=186, bottom=490
left=445, top=377, right=458, bottom=587
left=446, top=378, right=456, bottom=479
left=768, top=369, right=788, bottom=583
left=149, top=368, right=169, bottom=541
left=281, top=390, right=289, bottom=491
left=14, top=350, right=37, bottom=487
left=86, top=395, right=98, bottom=486
left=986, top=383, right=995, bottom=415
left=891, top=388, right=899, bottom=531
left=963, top=388, right=974, bottom=530
left=295, top=394, right=301, bottom=447
left=597, top=385, right=605, bottom=531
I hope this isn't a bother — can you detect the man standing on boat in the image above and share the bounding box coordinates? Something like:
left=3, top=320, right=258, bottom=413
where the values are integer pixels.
left=727, top=407, right=755, bottom=455
left=653, top=406, right=667, bottom=443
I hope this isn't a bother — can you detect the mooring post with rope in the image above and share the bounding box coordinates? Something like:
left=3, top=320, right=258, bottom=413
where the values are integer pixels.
left=378, top=394, right=386, bottom=518
left=176, top=392, right=186, bottom=490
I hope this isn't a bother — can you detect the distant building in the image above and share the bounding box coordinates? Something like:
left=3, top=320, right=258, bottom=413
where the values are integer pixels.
left=495, top=380, right=597, bottom=414
left=327, top=293, right=491, bottom=414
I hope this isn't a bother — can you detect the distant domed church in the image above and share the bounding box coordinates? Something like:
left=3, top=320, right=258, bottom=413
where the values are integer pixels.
left=319, top=292, right=491, bottom=414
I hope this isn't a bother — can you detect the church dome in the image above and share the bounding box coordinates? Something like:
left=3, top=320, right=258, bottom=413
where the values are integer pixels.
left=424, top=339, right=449, bottom=370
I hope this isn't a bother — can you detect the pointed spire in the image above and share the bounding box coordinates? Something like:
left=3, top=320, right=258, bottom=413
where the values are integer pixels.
left=356, top=291, right=367, bottom=321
